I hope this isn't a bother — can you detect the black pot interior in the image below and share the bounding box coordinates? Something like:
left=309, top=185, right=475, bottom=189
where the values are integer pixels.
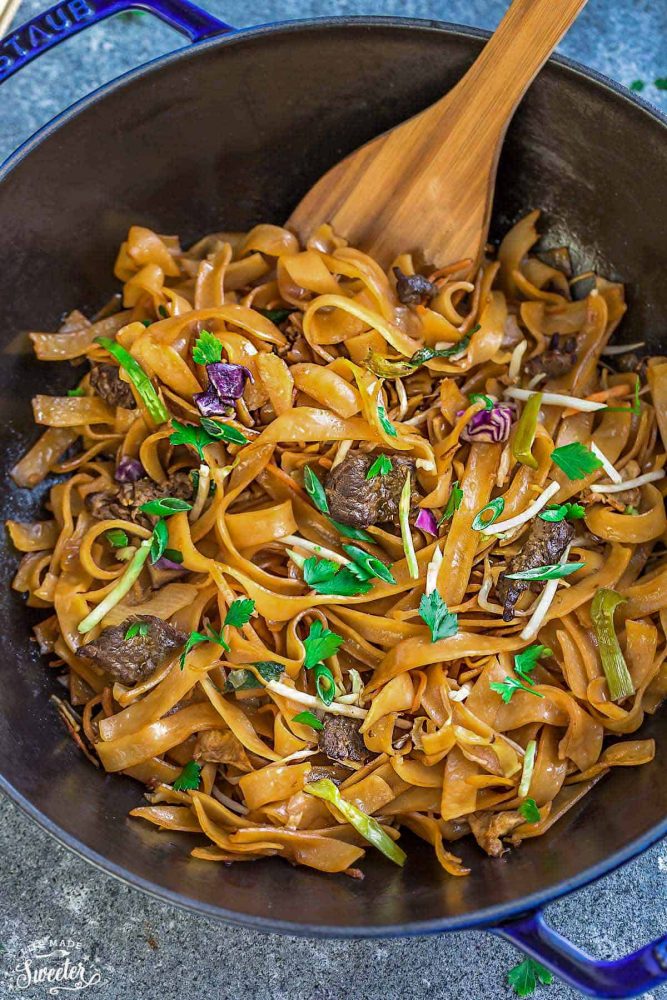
left=0, top=20, right=665, bottom=932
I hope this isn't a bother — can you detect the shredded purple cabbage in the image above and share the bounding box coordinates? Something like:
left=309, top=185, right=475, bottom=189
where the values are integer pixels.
left=154, top=556, right=187, bottom=573
left=459, top=403, right=517, bottom=444
left=114, top=456, right=145, bottom=483
left=415, top=508, right=438, bottom=536
left=194, top=362, right=253, bottom=417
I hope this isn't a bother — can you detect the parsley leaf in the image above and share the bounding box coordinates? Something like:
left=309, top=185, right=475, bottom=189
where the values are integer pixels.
left=124, top=621, right=149, bottom=640
left=192, top=329, right=223, bottom=366
left=199, top=417, right=249, bottom=446
left=179, top=627, right=230, bottom=669
left=418, top=590, right=458, bottom=642
left=366, top=454, right=393, bottom=480
left=169, top=419, right=215, bottom=461
left=149, top=518, right=169, bottom=564
left=551, top=442, right=603, bottom=480
left=257, top=307, right=294, bottom=325
left=67, top=387, right=85, bottom=397
left=538, top=502, right=586, bottom=522
left=303, top=620, right=344, bottom=670
left=490, top=676, right=544, bottom=703
left=139, top=497, right=192, bottom=517
left=440, top=481, right=463, bottom=523
left=518, top=798, right=541, bottom=824
left=514, top=645, right=552, bottom=684
left=172, top=760, right=202, bottom=792
left=292, top=710, right=324, bottom=731
left=303, top=465, right=329, bottom=513
left=507, top=958, right=553, bottom=997
left=303, top=556, right=373, bottom=596
left=377, top=403, right=398, bottom=438
left=105, top=528, right=129, bottom=548
left=223, top=598, right=255, bottom=629
left=224, top=661, right=284, bottom=691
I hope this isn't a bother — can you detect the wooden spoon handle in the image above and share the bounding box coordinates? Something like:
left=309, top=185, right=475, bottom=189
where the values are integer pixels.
left=442, top=0, right=588, bottom=128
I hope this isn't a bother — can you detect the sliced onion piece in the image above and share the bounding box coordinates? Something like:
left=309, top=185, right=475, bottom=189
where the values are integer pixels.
left=481, top=481, right=560, bottom=534
left=520, top=543, right=572, bottom=642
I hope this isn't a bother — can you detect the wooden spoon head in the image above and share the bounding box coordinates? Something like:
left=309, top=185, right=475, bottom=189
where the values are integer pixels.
left=286, top=97, right=499, bottom=276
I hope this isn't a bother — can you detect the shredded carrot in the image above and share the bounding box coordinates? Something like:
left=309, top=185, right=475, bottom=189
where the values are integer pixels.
left=562, top=382, right=632, bottom=418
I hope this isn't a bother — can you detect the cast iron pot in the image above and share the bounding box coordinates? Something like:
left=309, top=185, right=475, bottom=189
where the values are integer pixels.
left=1, top=4, right=666, bottom=996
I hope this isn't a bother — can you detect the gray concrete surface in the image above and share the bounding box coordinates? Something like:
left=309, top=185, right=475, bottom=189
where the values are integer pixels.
left=1, top=1, right=666, bottom=998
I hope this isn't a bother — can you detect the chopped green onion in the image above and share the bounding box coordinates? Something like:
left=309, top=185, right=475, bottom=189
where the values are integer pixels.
left=471, top=497, right=505, bottom=531
left=303, top=465, right=329, bottom=513
left=591, top=588, right=634, bottom=701
left=292, top=710, right=324, bottom=731
left=67, top=387, right=85, bottom=397
left=399, top=472, right=419, bottom=579
left=377, top=403, right=398, bottom=438
left=199, top=417, right=249, bottom=446
left=304, top=778, right=406, bottom=866
left=139, top=497, right=192, bottom=517
left=95, top=336, right=168, bottom=424
left=342, top=544, right=396, bottom=585
left=149, top=518, right=169, bottom=564
left=77, top=536, right=152, bottom=633
left=504, top=561, right=584, bottom=581
left=328, top=518, right=374, bottom=542
left=518, top=739, right=537, bottom=798
left=313, top=663, right=336, bottom=705
left=469, top=393, right=494, bottom=410
left=105, top=528, right=129, bottom=548
left=512, top=391, right=542, bottom=470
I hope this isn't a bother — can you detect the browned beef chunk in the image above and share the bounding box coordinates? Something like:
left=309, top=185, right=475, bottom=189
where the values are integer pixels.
left=468, top=810, right=525, bottom=857
left=319, top=716, right=370, bottom=763
left=86, top=471, right=193, bottom=527
left=496, top=517, right=574, bottom=621
left=78, top=614, right=187, bottom=685
left=524, top=334, right=577, bottom=380
left=393, top=267, right=438, bottom=305
left=89, top=363, right=136, bottom=409
left=325, top=451, right=419, bottom=529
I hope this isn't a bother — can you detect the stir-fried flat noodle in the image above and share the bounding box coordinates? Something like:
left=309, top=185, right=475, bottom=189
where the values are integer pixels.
left=9, top=213, right=665, bottom=877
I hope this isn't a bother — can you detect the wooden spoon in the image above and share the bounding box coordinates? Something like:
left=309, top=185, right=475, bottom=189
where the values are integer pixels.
left=288, top=0, right=587, bottom=274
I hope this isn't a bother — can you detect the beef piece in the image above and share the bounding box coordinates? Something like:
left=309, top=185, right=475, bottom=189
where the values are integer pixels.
left=525, top=334, right=577, bottom=380
left=392, top=267, right=438, bottom=305
left=325, top=451, right=419, bottom=529
left=89, top=363, right=137, bottom=409
left=78, top=614, right=187, bottom=685
left=86, top=471, right=193, bottom=527
left=193, top=729, right=252, bottom=771
left=319, top=716, right=370, bottom=763
left=496, top=517, right=574, bottom=621
left=468, top=810, right=525, bottom=857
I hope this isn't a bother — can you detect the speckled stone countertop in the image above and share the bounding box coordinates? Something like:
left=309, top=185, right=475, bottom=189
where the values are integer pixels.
left=1, top=2, right=666, bottom=999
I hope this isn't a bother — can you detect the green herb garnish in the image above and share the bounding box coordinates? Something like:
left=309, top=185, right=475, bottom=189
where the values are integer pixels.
left=192, top=329, right=223, bottom=365
left=471, top=497, right=505, bottom=531
left=258, top=307, right=294, bottom=325
left=539, top=502, right=586, bottom=522
left=518, top=797, right=541, bottom=824
left=366, top=454, right=393, bottom=480
left=303, top=620, right=344, bottom=670
left=507, top=958, right=553, bottom=997
left=172, top=760, right=202, bottom=792
left=303, top=465, right=329, bottom=513
left=95, top=336, right=168, bottom=424
left=139, top=497, right=192, bottom=517
left=78, top=535, right=153, bottom=634
left=124, top=621, right=149, bottom=640
left=439, top=481, right=463, bottom=523
left=67, top=387, right=85, bottom=397
left=377, top=403, right=398, bottom=438
left=149, top=518, right=169, bottom=564
left=591, top=589, right=634, bottom=701
left=224, top=660, right=284, bottom=691
left=169, top=419, right=213, bottom=461
left=490, top=676, right=544, bottom=703
left=163, top=548, right=184, bottom=563
left=469, top=393, right=494, bottom=410
left=313, top=663, right=336, bottom=705
left=105, top=528, right=129, bottom=548
left=656, top=78, right=667, bottom=90
left=305, top=778, right=406, bottom=866
left=418, top=590, right=458, bottom=642
left=514, top=645, right=552, bottom=685
left=342, top=544, right=395, bottom=585
left=624, top=505, right=639, bottom=516
left=629, top=79, right=645, bottom=92
left=199, top=417, right=249, bottom=446
left=550, top=442, right=603, bottom=480
left=328, top=519, right=374, bottom=542
left=605, top=379, right=641, bottom=415
left=223, top=597, right=256, bottom=629
left=302, top=556, right=373, bottom=596
left=504, top=562, right=584, bottom=581
left=292, top=710, right=324, bottom=731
